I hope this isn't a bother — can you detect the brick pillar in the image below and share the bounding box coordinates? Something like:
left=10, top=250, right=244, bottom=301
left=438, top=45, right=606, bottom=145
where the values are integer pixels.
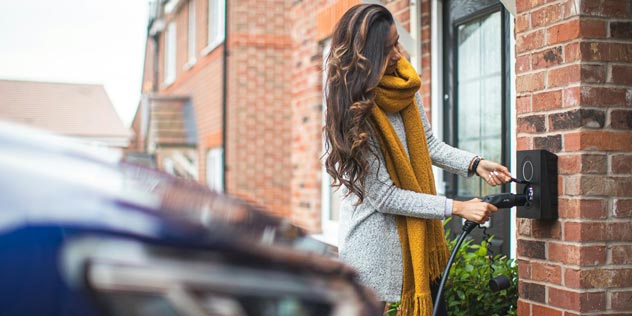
left=515, top=0, right=632, bottom=315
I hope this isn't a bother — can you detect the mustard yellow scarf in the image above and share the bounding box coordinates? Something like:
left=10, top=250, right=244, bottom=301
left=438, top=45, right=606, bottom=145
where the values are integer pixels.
left=370, top=58, right=449, bottom=316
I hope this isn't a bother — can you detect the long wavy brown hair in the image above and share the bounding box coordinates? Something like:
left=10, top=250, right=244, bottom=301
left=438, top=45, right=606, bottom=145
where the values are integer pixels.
left=324, top=4, right=394, bottom=203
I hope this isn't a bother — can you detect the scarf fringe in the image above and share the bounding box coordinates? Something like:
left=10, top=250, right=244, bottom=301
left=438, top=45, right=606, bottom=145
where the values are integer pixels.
left=400, top=292, right=433, bottom=316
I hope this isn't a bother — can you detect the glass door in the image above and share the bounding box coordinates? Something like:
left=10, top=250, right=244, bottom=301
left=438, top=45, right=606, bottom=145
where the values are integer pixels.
left=443, top=0, right=512, bottom=255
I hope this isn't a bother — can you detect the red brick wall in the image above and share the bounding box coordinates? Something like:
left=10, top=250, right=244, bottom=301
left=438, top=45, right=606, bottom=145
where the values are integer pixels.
left=225, top=0, right=293, bottom=217
left=157, top=0, right=225, bottom=184
left=141, top=37, right=157, bottom=95
left=137, top=0, right=295, bottom=220
left=288, top=0, right=329, bottom=231
left=515, top=0, right=632, bottom=315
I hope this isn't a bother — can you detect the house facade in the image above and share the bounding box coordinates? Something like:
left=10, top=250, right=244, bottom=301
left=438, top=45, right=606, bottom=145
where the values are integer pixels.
left=130, top=0, right=631, bottom=314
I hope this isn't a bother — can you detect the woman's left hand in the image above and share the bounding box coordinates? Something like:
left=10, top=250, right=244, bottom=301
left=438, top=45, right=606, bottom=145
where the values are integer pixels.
left=476, top=160, right=512, bottom=186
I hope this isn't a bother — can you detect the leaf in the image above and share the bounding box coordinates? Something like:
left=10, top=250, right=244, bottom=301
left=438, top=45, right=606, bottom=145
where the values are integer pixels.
left=457, top=290, right=465, bottom=300
left=465, top=264, right=474, bottom=272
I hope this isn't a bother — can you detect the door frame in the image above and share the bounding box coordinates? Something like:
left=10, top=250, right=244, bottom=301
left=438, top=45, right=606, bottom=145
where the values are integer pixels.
left=439, top=0, right=514, bottom=256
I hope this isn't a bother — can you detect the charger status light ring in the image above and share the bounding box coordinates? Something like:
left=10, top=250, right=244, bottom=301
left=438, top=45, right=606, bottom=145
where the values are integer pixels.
left=522, top=160, right=534, bottom=182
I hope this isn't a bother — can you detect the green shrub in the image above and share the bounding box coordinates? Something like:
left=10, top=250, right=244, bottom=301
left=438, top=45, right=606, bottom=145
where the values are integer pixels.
left=443, top=221, right=518, bottom=316
left=385, top=220, right=518, bottom=316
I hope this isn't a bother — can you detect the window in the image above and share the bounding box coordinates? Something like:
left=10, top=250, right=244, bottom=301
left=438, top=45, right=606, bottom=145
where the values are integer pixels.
left=204, top=0, right=225, bottom=53
left=164, top=22, right=177, bottom=85
left=206, top=147, right=224, bottom=192
left=187, top=0, right=196, bottom=65
left=318, top=39, right=340, bottom=246
left=455, top=11, right=504, bottom=197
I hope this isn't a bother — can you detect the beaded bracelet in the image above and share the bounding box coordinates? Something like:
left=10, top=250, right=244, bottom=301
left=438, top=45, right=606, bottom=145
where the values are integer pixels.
left=469, top=156, right=483, bottom=177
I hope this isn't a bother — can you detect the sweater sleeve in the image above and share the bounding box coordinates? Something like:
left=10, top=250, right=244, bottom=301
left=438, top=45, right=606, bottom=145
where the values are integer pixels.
left=361, top=140, right=448, bottom=220
left=415, top=93, right=477, bottom=178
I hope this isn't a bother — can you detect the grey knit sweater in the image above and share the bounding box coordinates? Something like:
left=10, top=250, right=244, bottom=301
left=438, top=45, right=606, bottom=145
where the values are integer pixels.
left=337, top=93, right=477, bottom=302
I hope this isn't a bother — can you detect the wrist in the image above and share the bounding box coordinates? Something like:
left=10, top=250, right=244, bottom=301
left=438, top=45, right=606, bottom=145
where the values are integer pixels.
left=452, top=200, right=463, bottom=217
left=468, top=156, right=483, bottom=177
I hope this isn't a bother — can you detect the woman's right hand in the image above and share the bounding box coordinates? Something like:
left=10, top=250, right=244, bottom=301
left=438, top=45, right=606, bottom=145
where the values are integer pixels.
left=452, top=198, right=498, bottom=224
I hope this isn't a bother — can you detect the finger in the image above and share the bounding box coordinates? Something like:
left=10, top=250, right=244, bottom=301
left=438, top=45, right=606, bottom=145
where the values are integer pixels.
left=486, top=172, right=495, bottom=185
left=499, top=167, right=512, bottom=182
left=488, top=172, right=498, bottom=186
left=494, top=172, right=502, bottom=185
left=487, top=203, right=498, bottom=213
left=491, top=170, right=506, bottom=185
left=498, top=169, right=512, bottom=182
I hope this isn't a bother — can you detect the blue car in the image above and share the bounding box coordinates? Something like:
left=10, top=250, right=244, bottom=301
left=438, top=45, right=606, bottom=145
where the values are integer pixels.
left=0, top=122, right=379, bottom=316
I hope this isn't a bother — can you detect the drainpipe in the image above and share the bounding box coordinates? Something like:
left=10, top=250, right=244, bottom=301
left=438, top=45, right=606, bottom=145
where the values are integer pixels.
left=152, top=33, right=160, bottom=93
left=221, top=0, right=229, bottom=192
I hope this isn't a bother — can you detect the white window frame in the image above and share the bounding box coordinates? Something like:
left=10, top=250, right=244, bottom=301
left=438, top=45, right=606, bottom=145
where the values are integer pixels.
left=202, top=0, right=225, bottom=55
left=186, top=0, right=197, bottom=68
left=163, top=158, right=176, bottom=175
left=206, top=147, right=224, bottom=192
left=164, top=22, right=177, bottom=86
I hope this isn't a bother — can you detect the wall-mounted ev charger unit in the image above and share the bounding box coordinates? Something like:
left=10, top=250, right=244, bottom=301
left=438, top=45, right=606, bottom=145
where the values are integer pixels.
left=516, top=149, right=558, bottom=220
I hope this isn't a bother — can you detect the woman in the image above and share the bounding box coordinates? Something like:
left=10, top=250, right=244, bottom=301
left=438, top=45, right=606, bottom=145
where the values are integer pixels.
left=323, top=4, right=512, bottom=316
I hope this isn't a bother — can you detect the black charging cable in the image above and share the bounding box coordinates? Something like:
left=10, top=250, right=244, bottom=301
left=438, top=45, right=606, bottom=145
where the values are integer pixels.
left=481, top=224, right=511, bottom=292
left=432, top=178, right=530, bottom=316
left=432, top=220, right=478, bottom=316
